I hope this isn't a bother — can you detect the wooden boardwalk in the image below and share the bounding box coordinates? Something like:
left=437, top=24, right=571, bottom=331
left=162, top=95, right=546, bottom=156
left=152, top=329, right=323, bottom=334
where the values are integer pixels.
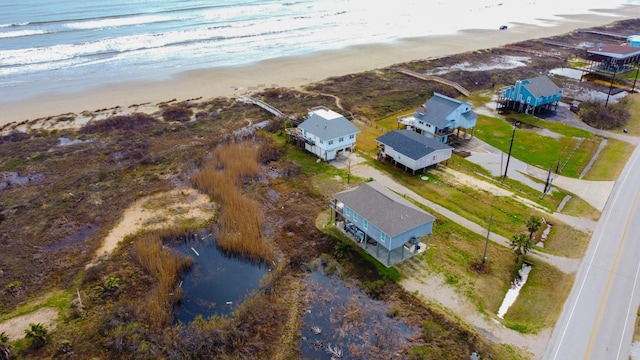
left=579, top=30, right=629, bottom=40
left=540, top=40, right=583, bottom=50
left=237, top=96, right=299, bottom=123
left=398, top=69, right=470, bottom=97
left=501, top=45, right=565, bottom=60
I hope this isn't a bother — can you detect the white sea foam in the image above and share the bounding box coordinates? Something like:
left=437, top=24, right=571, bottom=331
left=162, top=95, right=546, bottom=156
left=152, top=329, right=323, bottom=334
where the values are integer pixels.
left=0, top=29, right=48, bottom=39
left=64, top=15, right=173, bottom=30
left=0, top=0, right=637, bottom=102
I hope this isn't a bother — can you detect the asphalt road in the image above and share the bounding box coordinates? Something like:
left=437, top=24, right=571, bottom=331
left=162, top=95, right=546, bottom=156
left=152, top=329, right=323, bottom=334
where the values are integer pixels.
left=544, top=144, right=640, bottom=359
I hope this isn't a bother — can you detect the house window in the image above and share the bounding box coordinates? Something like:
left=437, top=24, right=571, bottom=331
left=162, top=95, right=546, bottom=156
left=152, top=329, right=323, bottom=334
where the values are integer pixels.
left=353, top=212, right=359, bottom=222
left=319, top=139, right=324, bottom=144
left=432, top=155, right=436, bottom=161
left=328, top=140, right=333, bottom=145
left=303, top=130, right=307, bottom=136
left=339, top=137, right=344, bottom=142
left=349, top=134, right=354, bottom=139
left=363, top=219, right=368, bottom=230
left=345, top=207, right=351, bottom=217
left=381, top=231, right=386, bottom=243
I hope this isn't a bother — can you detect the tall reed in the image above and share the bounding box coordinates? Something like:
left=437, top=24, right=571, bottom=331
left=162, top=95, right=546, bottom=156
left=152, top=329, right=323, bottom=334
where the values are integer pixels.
left=133, top=231, right=193, bottom=328
left=192, top=141, right=273, bottom=262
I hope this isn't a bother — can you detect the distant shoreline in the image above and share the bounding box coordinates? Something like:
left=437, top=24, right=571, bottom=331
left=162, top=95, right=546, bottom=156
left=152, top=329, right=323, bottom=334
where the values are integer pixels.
left=1, top=5, right=639, bottom=126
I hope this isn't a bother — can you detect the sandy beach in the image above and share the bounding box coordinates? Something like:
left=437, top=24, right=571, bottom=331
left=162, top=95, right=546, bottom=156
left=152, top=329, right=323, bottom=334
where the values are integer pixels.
left=1, top=6, right=638, bottom=126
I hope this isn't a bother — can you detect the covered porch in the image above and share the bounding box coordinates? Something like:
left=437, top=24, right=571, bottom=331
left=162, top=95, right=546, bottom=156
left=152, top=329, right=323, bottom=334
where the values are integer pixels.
left=334, top=217, right=428, bottom=267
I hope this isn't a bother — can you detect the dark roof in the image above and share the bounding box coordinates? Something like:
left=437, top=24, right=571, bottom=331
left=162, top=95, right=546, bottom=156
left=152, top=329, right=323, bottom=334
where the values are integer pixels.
left=522, top=75, right=561, bottom=98
left=333, top=181, right=435, bottom=237
left=414, top=93, right=471, bottom=128
left=376, top=130, right=451, bottom=160
left=298, top=112, right=359, bottom=141
left=588, top=44, right=640, bottom=58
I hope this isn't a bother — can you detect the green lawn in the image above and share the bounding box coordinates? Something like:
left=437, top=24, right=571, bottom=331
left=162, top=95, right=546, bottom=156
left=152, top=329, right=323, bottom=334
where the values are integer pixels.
left=475, top=115, right=594, bottom=178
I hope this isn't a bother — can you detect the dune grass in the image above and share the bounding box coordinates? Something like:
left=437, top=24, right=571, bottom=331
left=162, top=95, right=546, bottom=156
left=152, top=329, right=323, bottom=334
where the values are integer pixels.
left=133, top=230, right=194, bottom=328
left=192, top=141, right=274, bottom=262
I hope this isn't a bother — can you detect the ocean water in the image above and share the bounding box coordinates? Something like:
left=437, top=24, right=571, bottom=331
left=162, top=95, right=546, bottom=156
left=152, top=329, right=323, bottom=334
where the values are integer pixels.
left=0, top=0, right=637, bottom=102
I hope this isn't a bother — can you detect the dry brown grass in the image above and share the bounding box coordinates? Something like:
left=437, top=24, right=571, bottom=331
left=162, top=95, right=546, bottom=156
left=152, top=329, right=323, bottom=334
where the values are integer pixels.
left=193, top=141, right=274, bottom=262
left=133, top=231, right=193, bottom=328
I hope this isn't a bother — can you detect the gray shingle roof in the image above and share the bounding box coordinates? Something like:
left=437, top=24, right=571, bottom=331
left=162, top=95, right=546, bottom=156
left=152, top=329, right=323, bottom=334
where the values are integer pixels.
left=333, top=181, right=435, bottom=237
left=376, top=130, right=451, bottom=160
left=298, top=113, right=359, bottom=141
left=414, top=93, right=472, bottom=128
left=522, top=75, right=561, bottom=98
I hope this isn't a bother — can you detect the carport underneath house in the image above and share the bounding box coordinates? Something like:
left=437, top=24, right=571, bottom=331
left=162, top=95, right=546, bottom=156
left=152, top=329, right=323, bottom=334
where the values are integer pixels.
left=329, top=181, right=435, bottom=267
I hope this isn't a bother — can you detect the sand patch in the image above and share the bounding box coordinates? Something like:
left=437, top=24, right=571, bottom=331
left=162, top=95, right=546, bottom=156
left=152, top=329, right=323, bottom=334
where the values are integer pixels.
left=87, top=188, right=216, bottom=267
left=439, top=167, right=512, bottom=197
left=439, top=168, right=550, bottom=213
left=0, top=307, right=58, bottom=341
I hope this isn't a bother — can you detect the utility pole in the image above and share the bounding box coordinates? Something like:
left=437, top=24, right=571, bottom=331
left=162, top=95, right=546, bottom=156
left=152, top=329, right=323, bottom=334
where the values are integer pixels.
left=482, top=213, right=493, bottom=269
left=503, top=121, right=519, bottom=179
left=605, top=66, right=617, bottom=108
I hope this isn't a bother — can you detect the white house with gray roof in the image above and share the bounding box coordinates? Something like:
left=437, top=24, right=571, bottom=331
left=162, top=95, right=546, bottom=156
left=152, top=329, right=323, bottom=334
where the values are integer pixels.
left=331, top=181, right=435, bottom=266
left=398, top=92, right=477, bottom=143
left=376, top=130, right=452, bottom=174
left=297, top=106, right=360, bottom=161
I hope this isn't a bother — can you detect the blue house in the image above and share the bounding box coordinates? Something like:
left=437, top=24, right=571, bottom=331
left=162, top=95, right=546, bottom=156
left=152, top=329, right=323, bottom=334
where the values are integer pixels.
left=498, top=75, right=562, bottom=115
left=628, top=35, right=640, bottom=47
left=397, top=92, right=478, bottom=143
left=330, top=181, right=435, bottom=266
left=376, top=130, right=452, bottom=174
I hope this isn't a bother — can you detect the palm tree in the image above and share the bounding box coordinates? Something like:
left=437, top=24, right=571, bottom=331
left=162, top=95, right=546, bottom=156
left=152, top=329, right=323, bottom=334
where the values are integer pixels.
left=510, top=233, right=533, bottom=263
left=334, top=239, right=351, bottom=259
left=24, top=323, right=48, bottom=349
left=526, top=216, right=543, bottom=240
left=0, top=331, right=11, bottom=360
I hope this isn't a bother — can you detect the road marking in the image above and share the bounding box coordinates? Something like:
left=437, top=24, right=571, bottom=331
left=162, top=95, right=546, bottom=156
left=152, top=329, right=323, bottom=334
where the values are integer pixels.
left=551, top=146, right=640, bottom=360
left=584, top=190, right=639, bottom=356
left=617, top=251, right=640, bottom=359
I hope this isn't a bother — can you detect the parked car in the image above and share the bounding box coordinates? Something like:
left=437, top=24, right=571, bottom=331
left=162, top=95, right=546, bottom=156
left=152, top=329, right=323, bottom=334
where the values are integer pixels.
left=570, top=100, right=581, bottom=112
left=345, top=223, right=365, bottom=242
left=499, top=25, right=508, bottom=30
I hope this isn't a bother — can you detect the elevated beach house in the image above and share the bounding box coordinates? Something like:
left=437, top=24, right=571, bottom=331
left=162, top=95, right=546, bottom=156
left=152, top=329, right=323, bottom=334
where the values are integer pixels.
left=497, top=75, right=562, bottom=115
left=330, top=181, right=435, bottom=267
left=397, top=92, right=478, bottom=143
left=583, top=44, right=640, bottom=92
left=296, top=106, right=360, bottom=161
left=376, top=130, right=452, bottom=174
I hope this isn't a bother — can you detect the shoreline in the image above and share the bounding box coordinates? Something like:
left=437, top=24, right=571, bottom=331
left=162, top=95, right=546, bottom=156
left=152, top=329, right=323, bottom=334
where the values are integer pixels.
left=1, top=6, right=638, bottom=126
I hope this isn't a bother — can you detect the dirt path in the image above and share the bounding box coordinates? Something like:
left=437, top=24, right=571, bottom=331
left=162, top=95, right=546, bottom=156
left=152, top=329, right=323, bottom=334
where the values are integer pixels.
left=0, top=187, right=217, bottom=343
left=0, top=307, right=58, bottom=341
left=87, top=188, right=215, bottom=267
left=400, top=273, right=550, bottom=359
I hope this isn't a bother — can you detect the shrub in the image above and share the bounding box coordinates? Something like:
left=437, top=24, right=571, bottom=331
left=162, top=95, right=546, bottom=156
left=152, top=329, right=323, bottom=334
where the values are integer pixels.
left=24, top=323, right=48, bottom=349
left=579, top=99, right=630, bottom=129
left=162, top=105, right=193, bottom=122
left=81, top=113, right=158, bottom=134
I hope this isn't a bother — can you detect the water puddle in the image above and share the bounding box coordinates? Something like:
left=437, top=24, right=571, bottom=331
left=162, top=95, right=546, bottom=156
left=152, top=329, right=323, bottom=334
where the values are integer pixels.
left=42, top=224, right=94, bottom=251
left=169, top=232, right=269, bottom=324
left=300, top=268, right=416, bottom=359
left=497, top=263, right=532, bottom=319
left=549, top=67, right=584, bottom=80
